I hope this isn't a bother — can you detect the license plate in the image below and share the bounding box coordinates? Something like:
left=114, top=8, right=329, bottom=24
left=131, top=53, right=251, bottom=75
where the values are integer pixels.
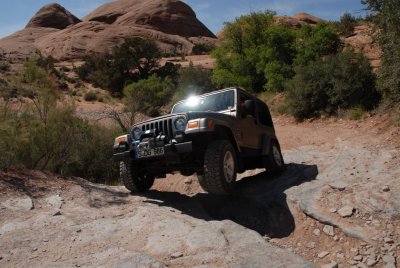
left=138, top=147, right=165, bottom=158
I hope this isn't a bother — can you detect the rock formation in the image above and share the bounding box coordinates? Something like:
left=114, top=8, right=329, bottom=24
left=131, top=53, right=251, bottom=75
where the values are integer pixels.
left=275, top=12, right=325, bottom=29
left=0, top=0, right=217, bottom=61
left=84, top=0, right=215, bottom=38
left=343, top=24, right=381, bottom=69
left=26, top=3, right=81, bottom=30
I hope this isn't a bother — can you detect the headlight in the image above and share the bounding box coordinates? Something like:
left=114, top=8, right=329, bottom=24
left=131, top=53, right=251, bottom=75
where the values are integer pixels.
left=114, top=135, right=128, bottom=147
left=132, top=127, right=142, bottom=140
left=174, top=117, right=187, bottom=131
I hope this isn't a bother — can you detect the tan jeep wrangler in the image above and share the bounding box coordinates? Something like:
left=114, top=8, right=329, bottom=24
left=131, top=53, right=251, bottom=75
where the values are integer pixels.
left=113, top=87, right=284, bottom=194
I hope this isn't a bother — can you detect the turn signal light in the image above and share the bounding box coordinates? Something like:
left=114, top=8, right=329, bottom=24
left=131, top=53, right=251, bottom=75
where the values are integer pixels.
left=187, top=120, right=200, bottom=129
left=207, top=119, right=214, bottom=129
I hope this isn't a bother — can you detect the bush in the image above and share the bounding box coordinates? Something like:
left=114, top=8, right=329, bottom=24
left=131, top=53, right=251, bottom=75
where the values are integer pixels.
left=84, top=91, right=98, bottom=102
left=192, top=43, right=213, bottom=55
left=363, top=0, right=400, bottom=103
left=124, top=75, right=174, bottom=117
left=76, top=37, right=178, bottom=96
left=0, top=101, right=119, bottom=183
left=175, top=63, right=215, bottom=98
left=287, top=52, right=380, bottom=119
left=212, top=11, right=275, bottom=92
left=295, top=23, right=341, bottom=66
left=347, top=107, right=365, bottom=120
left=0, top=62, right=10, bottom=73
left=0, top=60, right=119, bottom=183
left=336, top=13, right=357, bottom=37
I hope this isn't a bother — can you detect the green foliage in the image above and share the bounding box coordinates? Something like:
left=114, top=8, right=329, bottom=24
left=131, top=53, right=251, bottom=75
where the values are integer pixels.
left=346, top=107, right=365, bottom=120
left=84, top=91, right=98, bottom=102
left=35, top=53, right=57, bottom=72
left=295, top=23, right=341, bottom=65
left=175, top=63, right=215, bottom=99
left=191, top=43, right=213, bottom=55
left=76, top=37, right=178, bottom=96
left=363, top=0, right=400, bottom=103
left=212, top=12, right=342, bottom=93
left=124, top=75, right=174, bottom=117
left=336, top=13, right=357, bottom=37
left=259, top=26, right=296, bottom=92
left=3, top=59, right=57, bottom=100
left=213, top=11, right=282, bottom=91
left=0, top=53, right=10, bottom=73
left=287, top=52, right=380, bottom=119
left=0, top=61, right=119, bottom=183
left=0, top=101, right=118, bottom=183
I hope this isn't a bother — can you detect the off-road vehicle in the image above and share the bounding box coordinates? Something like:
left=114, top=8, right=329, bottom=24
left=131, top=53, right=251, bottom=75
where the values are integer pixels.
left=113, top=87, right=284, bottom=194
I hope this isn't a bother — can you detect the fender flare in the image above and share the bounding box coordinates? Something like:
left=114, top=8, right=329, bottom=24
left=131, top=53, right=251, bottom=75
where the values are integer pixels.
left=261, top=134, right=276, bottom=156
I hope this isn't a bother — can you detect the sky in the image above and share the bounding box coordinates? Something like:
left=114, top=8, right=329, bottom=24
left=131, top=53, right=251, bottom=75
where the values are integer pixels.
left=0, top=0, right=368, bottom=38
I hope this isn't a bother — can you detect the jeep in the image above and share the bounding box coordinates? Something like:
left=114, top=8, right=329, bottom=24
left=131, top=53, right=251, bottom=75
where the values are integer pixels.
left=113, top=87, right=284, bottom=194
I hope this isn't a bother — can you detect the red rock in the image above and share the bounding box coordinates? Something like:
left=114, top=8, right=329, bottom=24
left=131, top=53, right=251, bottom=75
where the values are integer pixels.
left=0, top=0, right=217, bottom=61
left=26, top=3, right=81, bottom=30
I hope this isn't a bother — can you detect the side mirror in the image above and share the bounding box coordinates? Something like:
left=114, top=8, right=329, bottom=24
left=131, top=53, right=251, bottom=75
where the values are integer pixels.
left=244, top=100, right=256, bottom=114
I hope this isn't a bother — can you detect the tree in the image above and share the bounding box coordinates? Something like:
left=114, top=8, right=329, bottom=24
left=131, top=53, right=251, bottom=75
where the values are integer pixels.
left=77, top=37, right=178, bottom=96
left=177, top=63, right=215, bottom=96
left=287, top=52, right=379, bottom=119
left=295, top=23, right=341, bottom=66
left=362, top=0, right=400, bottom=102
left=124, top=75, right=174, bottom=119
left=212, top=11, right=275, bottom=91
left=258, top=26, right=296, bottom=91
left=336, top=13, right=357, bottom=37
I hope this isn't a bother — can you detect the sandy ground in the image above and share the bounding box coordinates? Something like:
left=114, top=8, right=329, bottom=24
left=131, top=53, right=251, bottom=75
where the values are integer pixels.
left=0, top=114, right=399, bottom=267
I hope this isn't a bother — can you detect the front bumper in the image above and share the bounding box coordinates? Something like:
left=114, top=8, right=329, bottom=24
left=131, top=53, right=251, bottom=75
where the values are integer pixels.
left=113, top=141, right=193, bottom=162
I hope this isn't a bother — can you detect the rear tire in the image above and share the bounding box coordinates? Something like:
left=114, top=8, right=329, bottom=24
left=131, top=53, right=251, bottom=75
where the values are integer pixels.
left=263, top=140, right=285, bottom=176
left=198, top=140, right=237, bottom=195
left=120, top=160, right=155, bottom=192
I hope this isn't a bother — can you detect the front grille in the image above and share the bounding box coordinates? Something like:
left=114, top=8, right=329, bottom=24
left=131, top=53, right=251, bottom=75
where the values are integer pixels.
left=141, top=118, right=174, bottom=138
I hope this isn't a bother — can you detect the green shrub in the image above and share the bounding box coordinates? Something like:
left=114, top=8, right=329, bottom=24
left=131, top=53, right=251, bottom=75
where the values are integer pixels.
left=124, top=75, right=174, bottom=117
left=84, top=91, right=98, bottom=102
left=338, top=107, right=365, bottom=120
left=0, top=53, right=10, bottom=73
left=394, top=105, right=400, bottom=126
left=287, top=52, right=380, bottom=119
left=0, top=60, right=119, bottom=183
left=0, top=101, right=119, bottom=183
left=336, top=13, right=357, bottom=36
left=212, top=11, right=296, bottom=92
left=363, top=0, right=400, bottom=103
left=295, top=23, right=341, bottom=66
left=175, top=63, right=215, bottom=100
left=66, top=76, right=77, bottom=84
left=76, top=37, right=178, bottom=96
left=192, top=43, right=213, bottom=55
left=0, top=61, right=10, bottom=73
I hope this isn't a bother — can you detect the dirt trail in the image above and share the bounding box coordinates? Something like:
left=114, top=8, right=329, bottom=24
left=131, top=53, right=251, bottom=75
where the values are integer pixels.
left=1, top=114, right=399, bottom=267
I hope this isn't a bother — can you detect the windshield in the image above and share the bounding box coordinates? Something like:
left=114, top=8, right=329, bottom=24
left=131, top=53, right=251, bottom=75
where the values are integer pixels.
left=172, top=90, right=235, bottom=114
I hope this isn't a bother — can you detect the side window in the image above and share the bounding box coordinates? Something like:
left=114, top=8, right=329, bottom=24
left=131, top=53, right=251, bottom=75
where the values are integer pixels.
left=239, top=93, right=254, bottom=118
left=257, top=101, right=273, bottom=127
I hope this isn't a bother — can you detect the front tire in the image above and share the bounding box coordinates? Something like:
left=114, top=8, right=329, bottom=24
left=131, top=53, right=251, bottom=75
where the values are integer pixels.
left=198, top=140, right=237, bottom=195
left=263, top=140, right=285, bottom=176
left=120, top=160, right=155, bottom=192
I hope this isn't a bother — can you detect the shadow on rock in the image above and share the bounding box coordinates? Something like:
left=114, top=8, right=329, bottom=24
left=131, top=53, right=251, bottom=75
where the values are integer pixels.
left=143, top=163, right=318, bottom=238
left=82, top=184, right=131, bottom=208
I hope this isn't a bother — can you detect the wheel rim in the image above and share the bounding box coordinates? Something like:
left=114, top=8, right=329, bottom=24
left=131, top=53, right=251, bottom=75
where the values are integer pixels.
left=273, top=145, right=283, bottom=167
left=223, top=150, right=235, bottom=183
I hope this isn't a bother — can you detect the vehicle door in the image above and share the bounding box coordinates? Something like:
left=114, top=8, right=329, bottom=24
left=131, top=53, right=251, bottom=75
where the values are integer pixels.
left=235, top=92, right=261, bottom=154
